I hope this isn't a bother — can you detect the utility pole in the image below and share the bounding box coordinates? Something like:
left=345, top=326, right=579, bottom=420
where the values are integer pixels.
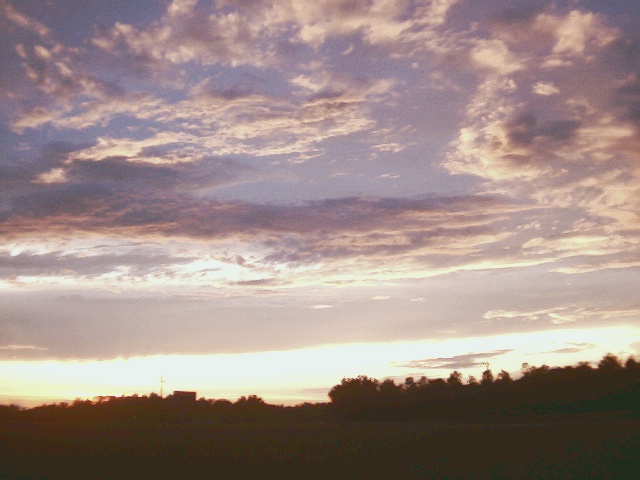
left=160, top=376, right=165, bottom=398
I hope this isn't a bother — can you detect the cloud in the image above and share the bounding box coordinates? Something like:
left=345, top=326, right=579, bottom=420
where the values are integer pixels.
left=483, top=305, right=640, bottom=326
left=91, top=0, right=459, bottom=72
left=535, top=10, right=618, bottom=59
left=0, top=0, right=50, bottom=38
left=532, top=81, right=559, bottom=96
left=15, top=66, right=395, bottom=162
left=0, top=344, right=48, bottom=351
left=93, top=0, right=265, bottom=68
left=470, top=39, right=523, bottom=75
left=13, top=150, right=631, bottom=291
left=59, top=155, right=253, bottom=193
left=2, top=12, right=137, bottom=134
left=612, top=77, right=640, bottom=127
left=545, top=343, right=594, bottom=355
left=440, top=4, right=640, bottom=281
left=553, top=259, right=640, bottom=275
left=504, top=111, right=580, bottom=148
left=231, top=278, right=281, bottom=287
left=0, top=190, right=543, bottom=288
left=396, top=349, right=513, bottom=370
left=0, top=249, right=197, bottom=279
left=491, top=2, right=548, bottom=26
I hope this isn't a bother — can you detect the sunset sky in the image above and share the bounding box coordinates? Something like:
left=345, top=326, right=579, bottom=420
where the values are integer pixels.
left=1, top=0, right=639, bottom=406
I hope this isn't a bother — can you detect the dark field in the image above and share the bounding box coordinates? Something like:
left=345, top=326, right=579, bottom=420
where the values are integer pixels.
left=1, top=417, right=638, bottom=479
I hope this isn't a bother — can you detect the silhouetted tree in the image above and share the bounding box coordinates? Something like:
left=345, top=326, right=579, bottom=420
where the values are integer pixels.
left=496, top=370, right=512, bottom=383
left=598, top=354, right=623, bottom=372
left=481, top=369, right=494, bottom=385
left=328, top=376, right=380, bottom=416
left=378, top=378, right=402, bottom=402
left=447, top=371, right=463, bottom=386
left=236, top=395, right=265, bottom=406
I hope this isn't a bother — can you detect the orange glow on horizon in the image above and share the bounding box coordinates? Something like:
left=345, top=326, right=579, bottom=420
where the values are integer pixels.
left=2, top=325, right=637, bottom=408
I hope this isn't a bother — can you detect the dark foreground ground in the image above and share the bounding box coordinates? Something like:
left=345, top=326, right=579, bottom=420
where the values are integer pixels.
left=1, top=417, right=638, bottom=479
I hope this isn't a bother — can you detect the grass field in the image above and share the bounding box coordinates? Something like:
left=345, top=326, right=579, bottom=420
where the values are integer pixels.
left=1, top=417, right=638, bottom=479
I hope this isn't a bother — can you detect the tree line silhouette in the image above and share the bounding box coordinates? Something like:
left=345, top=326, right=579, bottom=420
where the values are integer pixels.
left=0, top=392, right=327, bottom=426
left=328, top=354, right=640, bottom=421
left=1, top=354, right=638, bottom=425
left=2, top=354, right=639, bottom=479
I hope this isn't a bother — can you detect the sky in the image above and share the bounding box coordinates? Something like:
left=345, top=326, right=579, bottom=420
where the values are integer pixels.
left=1, top=0, right=639, bottom=407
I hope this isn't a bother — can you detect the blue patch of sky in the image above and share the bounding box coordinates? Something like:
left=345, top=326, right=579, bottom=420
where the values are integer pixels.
left=0, top=123, right=21, bottom=164
left=102, top=115, right=162, bottom=141
left=212, top=142, right=479, bottom=204
left=180, top=63, right=291, bottom=100
left=14, top=0, right=168, bottom=48
left=322, top=38, right=403, bottom=79
left=582, top=1, right=640, bottom=19
left=13, top=125, right=76, bottom=160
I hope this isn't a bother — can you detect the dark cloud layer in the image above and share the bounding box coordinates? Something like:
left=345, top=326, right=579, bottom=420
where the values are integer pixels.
left=613, top=78, right=640, bottom=126
left=2, top=188, right=508, bottom=251
left=0, top=250, right=196, bottom=278
left=506, top=112, right=581, bottom=148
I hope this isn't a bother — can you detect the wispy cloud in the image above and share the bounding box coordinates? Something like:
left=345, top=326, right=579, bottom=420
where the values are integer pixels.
left=396, top=349, right=513, bottom=370
left=483, top=305, right=640, bottom=325
left=310, top=304, right=333, bottom=309
left=0, top=344, right=48, bottom=351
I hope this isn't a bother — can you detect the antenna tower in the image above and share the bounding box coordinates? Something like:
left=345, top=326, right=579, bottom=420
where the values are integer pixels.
left=160, top=376, right=165, bottom=398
